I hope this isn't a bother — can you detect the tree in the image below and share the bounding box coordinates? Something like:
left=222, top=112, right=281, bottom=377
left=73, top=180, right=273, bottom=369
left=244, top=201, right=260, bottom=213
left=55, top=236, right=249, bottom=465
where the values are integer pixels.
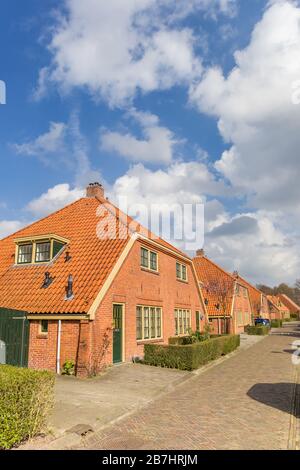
left=203, top=277, right=233, bottom=334
left=256, top=284, right=274, bottom=295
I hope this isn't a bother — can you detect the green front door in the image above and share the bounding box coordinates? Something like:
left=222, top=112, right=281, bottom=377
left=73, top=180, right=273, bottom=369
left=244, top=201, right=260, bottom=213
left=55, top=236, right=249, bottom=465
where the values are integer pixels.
left=113, top=304, right=123, bottom=364
left=0, top=308, right=29, bottom=367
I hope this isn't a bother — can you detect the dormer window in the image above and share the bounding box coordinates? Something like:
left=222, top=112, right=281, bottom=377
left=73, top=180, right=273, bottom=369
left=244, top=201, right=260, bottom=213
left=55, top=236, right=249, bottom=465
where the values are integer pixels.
left=35, top=242, right=51, bottom=263
left=18, top=244, right=33, bottom=264
left=15, top=235, right=69, bottom=265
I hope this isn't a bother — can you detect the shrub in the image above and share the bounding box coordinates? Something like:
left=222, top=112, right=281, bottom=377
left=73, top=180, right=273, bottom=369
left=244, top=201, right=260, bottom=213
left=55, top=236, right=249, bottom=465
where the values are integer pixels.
left=290, top=313, right=299, bottom=320
left=62, top=360, right=75, bottom=376
left=245, top=325, right=270, bottom=336
left=0, top=366, right=55, bottom=449
left=144, top=335, right=240, bottom=371
left=271, top=319, right=283, bottom=328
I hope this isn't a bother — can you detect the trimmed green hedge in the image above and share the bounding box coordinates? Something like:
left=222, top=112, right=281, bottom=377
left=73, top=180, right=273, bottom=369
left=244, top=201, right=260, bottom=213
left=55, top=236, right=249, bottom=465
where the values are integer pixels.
left=290, top=313, right=299, bottom=320
left=144, top=335, right=240, bottom=371
left=271, top=319, right=283, bottom=328
left=245, top=326, right=270, bottom=336
left=0, top=366, right=55, bottom=449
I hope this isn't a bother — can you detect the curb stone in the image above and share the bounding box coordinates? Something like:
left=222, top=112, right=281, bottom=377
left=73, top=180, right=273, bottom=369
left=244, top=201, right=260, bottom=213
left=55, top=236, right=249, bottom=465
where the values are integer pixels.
left=288, top=367, right=300, bottom=450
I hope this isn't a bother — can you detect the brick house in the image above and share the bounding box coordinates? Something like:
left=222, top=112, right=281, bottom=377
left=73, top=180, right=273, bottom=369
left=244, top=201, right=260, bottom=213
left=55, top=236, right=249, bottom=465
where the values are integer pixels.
left=233, top=274, right=270, bottom=320
left=0, top=183, right=207, bottom=376
left=193, top=251, right=253, bottom=335
left=267, top=295, right=290, bottom=320
left=278, top=294, right=300, bottom=319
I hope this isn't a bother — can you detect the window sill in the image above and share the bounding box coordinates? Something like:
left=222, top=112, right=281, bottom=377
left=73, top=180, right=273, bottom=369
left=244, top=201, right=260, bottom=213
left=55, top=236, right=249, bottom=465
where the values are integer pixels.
left=176, top=278, right=189, bottom=284
left=137, top=338, right=164, bottom=345
left=141, top=267, right=160, bottom=276
left=37, top=334, right=48, bottom=339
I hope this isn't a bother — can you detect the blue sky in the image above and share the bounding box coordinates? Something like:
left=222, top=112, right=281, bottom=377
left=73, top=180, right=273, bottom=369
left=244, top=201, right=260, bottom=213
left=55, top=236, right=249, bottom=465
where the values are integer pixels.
left=1, top=0, right=300, bottom=285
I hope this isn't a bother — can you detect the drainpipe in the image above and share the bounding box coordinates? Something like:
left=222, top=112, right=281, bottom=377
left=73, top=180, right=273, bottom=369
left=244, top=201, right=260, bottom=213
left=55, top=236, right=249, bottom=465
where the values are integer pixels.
left=56, top=320, right=62, bottom=375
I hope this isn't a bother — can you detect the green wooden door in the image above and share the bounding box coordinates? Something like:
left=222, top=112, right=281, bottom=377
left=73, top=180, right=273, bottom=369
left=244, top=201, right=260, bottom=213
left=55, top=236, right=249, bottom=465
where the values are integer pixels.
left=0, top=308, right=29, bottom=367
left=113, top=305, right=123, bottom=364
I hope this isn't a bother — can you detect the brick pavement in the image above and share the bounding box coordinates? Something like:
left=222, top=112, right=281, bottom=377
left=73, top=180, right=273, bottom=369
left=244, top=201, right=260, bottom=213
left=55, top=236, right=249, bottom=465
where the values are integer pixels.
left=80, top=323, right=300, bottom=450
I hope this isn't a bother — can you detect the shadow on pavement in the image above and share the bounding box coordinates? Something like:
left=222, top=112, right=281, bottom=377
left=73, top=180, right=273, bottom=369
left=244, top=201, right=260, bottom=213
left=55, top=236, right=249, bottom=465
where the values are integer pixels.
left=247, top=383, right=300, bottom=417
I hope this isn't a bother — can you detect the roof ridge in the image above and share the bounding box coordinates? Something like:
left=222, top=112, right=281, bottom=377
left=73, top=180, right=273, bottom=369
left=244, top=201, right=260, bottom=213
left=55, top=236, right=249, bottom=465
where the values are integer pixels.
left=95, top=195, right=190, bottom=259
left=195, top=255, right=236, bottom=282
left=0, top=197, right=85, bottom=243
left=237, top=275, right=262, bottom=295
left=279, top=293, right=300, bottom=309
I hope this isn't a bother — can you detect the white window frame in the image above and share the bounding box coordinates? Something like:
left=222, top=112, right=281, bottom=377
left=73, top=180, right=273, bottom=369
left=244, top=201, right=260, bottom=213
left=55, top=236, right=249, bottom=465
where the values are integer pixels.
left=136, top=305, right=163, bottom=341
left=140, top=247, right=159, bottom=272
left=174, top=309, right=191, bottom=336
left=176, top=262, right=188, bottom=282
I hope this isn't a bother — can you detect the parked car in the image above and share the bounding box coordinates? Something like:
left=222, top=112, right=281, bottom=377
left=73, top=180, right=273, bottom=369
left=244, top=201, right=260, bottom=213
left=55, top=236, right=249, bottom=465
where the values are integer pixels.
left=254, top=318, right=270, bottom=327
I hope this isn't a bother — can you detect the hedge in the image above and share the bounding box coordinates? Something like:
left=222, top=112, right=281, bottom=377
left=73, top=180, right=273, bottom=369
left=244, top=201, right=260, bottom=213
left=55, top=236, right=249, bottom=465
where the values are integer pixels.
left=0, top=366, right=55, bottom=449
left=144, top=335, right=240, bottom=371
left=245, top=325, right=270, bottom=336
left=271, top=319, right=283, bottom=328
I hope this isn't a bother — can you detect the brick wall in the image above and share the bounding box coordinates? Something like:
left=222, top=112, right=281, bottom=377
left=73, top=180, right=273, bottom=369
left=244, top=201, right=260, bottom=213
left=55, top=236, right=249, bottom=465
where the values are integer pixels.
left=88, top=239, right=206, bottom=374
left=28, top=239, right=206, bottom=376
left=28, top=320, right=80, bottom=372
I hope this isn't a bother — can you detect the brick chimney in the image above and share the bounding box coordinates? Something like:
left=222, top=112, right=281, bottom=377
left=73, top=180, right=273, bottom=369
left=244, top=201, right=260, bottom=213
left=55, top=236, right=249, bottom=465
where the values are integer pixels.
left=196, top=249, right=205, bottom=257
left=86, top=182, right=104, bottom=199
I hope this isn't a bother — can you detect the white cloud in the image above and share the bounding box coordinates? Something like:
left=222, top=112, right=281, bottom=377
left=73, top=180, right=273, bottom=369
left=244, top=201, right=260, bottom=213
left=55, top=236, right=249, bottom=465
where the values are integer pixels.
left=204, top=210, right=300, bottom=285
left=0, top=220, right=25, bottom=240
left=190, top=0, right=300, bottom=214
left=35, top=0, right=236, bottom=106
left=13, top=122, right=66, bottom=158
left=100, top=110, right=178, bottom=164
left=26, top=183, right=84, bottom=217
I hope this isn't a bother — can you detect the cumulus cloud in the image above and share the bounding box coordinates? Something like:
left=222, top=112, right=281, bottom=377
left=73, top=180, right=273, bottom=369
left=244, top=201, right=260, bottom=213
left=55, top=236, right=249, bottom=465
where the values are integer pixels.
left=0, top=220, right=25, bottom=239
left=13, top=122, right=66, bottom=159
left=190, top=0, right=300, bottom=214
left=26, top=183, right=84, bottom=218
left=100, top=109, right=179, bottom=165
left=35, top=0, right=237, bottom=106
left=204, top=210, right=300, bottom=285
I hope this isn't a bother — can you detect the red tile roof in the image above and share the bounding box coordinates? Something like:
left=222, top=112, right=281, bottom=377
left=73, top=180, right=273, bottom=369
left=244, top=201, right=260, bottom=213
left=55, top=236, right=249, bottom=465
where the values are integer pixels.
left=193, top=256, right=235, bottom=317
left=0, top=195, right=189, bottom=315
left=267, top=295, right=290, bottom=313
left=278, top=294, right=300, bottom=313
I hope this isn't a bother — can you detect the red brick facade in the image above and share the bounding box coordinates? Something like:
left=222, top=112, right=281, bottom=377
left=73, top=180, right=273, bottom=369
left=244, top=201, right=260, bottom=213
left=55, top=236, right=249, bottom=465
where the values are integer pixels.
left=28, top=239, right=206, bottom=376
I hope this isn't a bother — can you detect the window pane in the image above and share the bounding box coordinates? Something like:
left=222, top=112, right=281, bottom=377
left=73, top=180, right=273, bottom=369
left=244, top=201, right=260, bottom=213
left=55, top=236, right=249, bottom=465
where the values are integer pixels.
left=136, top=307, right=143, bottom=340
left=41, top=320, right=48, bottom=334
left=179, top=310, right=183, bottom=335
left=144, top=307, right=150, bottom=339
left=175, top=310, right=178, bottom=336
left=176, top=262, right=181, bottom=279
left=150, top=252, right=157, bottom=271
left=196, top=311, right=200, bottom=331
left=156, top=308, right=162, bottom=338
left=182, top=265, right=187, bottom=281
left=141, top=248, right=149, bottom=268
left=183, top=310, right=187, bottom=334
left=187, top=311, right=191, bottom=332
left=35, top=242, right=51, bottom=262
left=18, top=244, right=33, bottom=264
left=150, top=307, right=156, bottom=338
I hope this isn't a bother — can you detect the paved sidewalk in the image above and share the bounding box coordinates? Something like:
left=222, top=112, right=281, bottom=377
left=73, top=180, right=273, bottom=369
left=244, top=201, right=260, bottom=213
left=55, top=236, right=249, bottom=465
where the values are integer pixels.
left=80, top=323, right=300, bottom=450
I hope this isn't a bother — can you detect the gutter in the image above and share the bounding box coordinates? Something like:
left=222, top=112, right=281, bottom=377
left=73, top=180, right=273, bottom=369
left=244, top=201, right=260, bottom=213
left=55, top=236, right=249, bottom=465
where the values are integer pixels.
left=56, top=320, right=62, bottom=375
